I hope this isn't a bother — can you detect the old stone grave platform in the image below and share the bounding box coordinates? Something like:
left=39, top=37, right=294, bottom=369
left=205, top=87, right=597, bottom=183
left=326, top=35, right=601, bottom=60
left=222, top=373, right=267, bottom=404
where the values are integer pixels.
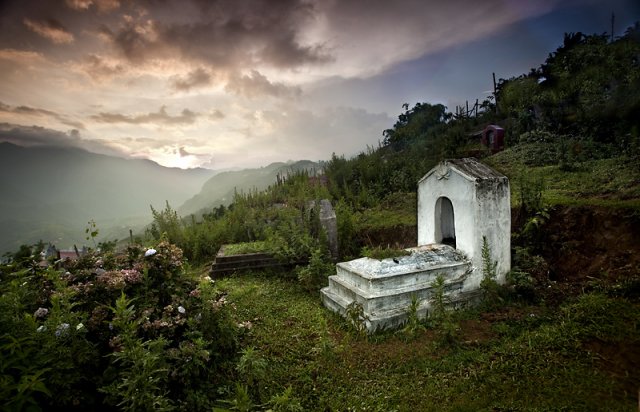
left=320, top=244, right=474, bottom=331
left=210, top=245, right=282, bottom=277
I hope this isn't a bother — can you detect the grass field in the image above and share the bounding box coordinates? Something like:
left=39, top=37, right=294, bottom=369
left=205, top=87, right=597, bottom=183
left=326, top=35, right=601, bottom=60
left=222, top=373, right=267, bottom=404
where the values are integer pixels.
left=486, top=152, right=640, bottom=211
left=214, top=270, right=640, bottom=411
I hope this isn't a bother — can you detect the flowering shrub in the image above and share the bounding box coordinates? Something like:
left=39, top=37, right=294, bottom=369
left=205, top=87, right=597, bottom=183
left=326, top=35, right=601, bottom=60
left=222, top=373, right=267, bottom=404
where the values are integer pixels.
left=0, top=240, right=238, bottom=410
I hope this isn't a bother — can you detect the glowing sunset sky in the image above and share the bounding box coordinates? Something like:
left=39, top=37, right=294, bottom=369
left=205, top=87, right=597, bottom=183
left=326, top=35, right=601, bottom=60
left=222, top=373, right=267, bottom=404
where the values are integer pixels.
left=1, top=0, right=638, bottom=169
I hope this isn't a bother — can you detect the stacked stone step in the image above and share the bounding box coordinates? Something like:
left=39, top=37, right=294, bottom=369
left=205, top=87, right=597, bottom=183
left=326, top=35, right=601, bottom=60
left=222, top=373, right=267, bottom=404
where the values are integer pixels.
left=320, top=245, right=473, bottom=331
left=210, top=252, right=281, bottom=277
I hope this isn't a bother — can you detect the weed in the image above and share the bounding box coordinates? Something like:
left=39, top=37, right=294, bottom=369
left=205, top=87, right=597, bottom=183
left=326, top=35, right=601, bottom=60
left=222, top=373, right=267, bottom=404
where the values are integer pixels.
left=506, top=269, right=536, bottom=301
left=236, top=346, right=268, bottom=400
left=430, top=274, right=459, bottom=346
left=398, top=295, right=426, bottom=341
left=361, top=245, right=411, bottom=260
left=296, top=248, right=333, bottom=292
left=345, top=301, right=370, bottom=339
left=218, top=383, right=253, bottom=412
left=480, top=236, right=502, bottom=309
left=267, top=386, right=305, bottom=412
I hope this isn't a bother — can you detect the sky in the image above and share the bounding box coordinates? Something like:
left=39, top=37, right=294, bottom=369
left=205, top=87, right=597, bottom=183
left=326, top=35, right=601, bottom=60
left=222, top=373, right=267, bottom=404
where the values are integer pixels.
left=1, top=0, right=639, bottom=170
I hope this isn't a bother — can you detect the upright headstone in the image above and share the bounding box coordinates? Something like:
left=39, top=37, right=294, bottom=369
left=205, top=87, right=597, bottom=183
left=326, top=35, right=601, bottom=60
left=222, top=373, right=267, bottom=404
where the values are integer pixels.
left=319, top=199, right=338, bottom=261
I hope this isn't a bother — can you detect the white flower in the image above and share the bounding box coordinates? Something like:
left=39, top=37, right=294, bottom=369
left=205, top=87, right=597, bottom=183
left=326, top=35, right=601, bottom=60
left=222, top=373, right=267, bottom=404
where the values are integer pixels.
left=36, top=325, right=46, bottom=333
left=237, top=320, right=253, bottom=329
left=144, top=248, right=157, bottom=257
left=178, top=306, right=186, bottom=314
left=76, top=323, right=84, bottom=331
left=34, top=307, right=49, bottom=318
left=55, top=323, right=70, bottom=337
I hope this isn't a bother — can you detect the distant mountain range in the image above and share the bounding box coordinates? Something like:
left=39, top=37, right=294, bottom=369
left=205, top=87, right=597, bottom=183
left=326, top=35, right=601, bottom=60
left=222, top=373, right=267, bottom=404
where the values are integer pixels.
left=0, top=142, right=214, bottom=254
left=0, top=142, right=320, bottom=254
left=178, top=160, right=320, bottom=217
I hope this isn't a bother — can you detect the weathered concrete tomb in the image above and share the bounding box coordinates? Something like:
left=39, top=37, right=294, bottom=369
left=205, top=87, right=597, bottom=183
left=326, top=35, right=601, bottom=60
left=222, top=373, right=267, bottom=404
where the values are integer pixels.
left=321, top=158, right=511, bottom=331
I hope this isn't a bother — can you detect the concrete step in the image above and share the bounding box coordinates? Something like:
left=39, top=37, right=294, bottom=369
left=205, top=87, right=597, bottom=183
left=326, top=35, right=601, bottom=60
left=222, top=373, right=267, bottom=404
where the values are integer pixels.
left=335, top=259, right=471, bottom=294
left=334, top=260, right=470, bottom=294
left=320, top=287, right=351, bottom=316
left=324, top=269, right=468, bottom=315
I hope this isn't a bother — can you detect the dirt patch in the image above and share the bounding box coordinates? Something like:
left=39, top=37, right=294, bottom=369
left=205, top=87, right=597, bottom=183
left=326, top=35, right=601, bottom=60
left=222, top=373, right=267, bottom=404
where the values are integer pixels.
left=583, top=338, right=640, bottom=400
left=459, top=318, right=495, bottom=344
left=540, top=206, right=640, bottom=285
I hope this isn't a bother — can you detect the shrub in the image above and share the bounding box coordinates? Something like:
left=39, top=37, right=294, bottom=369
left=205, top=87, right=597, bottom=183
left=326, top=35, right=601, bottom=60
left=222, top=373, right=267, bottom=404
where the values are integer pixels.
left=398, top=295, right=426, bottom=341
left=297, top=248, right=334, bottom=292
left=429, top=274, right=459, bottom=346
left=480, top=236, right=502, bottom=309
left=0, top=239, right=239, bottom=410
left=345, top=301, right=370, bottom=339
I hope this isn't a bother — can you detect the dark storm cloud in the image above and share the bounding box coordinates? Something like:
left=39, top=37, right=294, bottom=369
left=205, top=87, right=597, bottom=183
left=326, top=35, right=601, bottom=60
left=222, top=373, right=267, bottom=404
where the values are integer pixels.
left=23, top=17, right=75, bottom=44
left=79, top=54, right=126, bottom=80
left=91, top=106, right=199, bottom=125
left=170, top=68, right=213, bottom=91
left=65, top=0, right=121, bottom=13
left=0, top=122, right=125, bottom=156
left=225, top=70, right=301, bottom=98
left=102, top=0, right=331, bottom=69
left=0, top=101, right=85, bottom=129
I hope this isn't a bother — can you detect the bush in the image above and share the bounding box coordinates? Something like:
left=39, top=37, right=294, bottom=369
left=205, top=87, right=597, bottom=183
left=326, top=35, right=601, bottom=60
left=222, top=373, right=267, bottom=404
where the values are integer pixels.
left=480, top=236, right=502, bottom=309
left=429, top=275, right=459, bottom=346
left=297, top=248, right=334, bottom=292
left=0, top=240, right=239, bottom=410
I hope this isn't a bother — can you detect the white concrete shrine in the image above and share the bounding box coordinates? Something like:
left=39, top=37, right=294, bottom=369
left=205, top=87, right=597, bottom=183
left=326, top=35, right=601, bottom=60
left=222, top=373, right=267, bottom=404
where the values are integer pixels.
left=321, top=158, right=511, bottom=331
left=418, top=158, right=511, bottom=289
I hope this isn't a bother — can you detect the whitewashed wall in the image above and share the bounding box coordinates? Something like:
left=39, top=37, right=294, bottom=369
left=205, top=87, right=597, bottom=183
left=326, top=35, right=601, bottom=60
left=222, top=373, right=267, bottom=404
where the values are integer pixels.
left=417, top=161, right=511, bottom=290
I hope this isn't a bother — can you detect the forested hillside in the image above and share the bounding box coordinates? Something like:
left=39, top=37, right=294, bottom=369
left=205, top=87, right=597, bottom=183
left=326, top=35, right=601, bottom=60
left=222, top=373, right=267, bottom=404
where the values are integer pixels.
left=178, top=160, right=319, bottom=217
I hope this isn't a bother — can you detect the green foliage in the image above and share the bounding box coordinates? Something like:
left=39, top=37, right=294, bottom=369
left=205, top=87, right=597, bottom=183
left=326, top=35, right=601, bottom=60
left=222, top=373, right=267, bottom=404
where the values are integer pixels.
left=101, top=293, right=173, bottom=411
left=497, top=29, right=640, bottom=145
left=398, top=295, right=426, bottom=341
left=506, top=269, right=536, bottom=301
left=517, top=171, right=544, bottom=218
left=236, top=346, right=268, bottom=383
left=0, top=335, right=52, bottom=411
left=223, top=241, right=270, bottom=256
left=214, top=268, right=640, bottom=411
left=267, top=386, right=304, bottom=412
left=334, top=200, right=359, bottom=260
left=85, top=219, right=99, bottom=249
left=480, top=236, right=502, bottom=309
left=361, top=245, right=411, bottom=260
left=382, top=102, right=451, bottom=149
left=296, top=248, right=333, bottom=292
left=429, top=274, right=459, bottom=346
left=149, top=202, right=184, bottom=247
left=345, top=301, right=369, bottom=339
left=220, top=382, right=253, bottom=412
left=12, top=244, right=34, bottom=266
left=0, top=239, right=239, bottom=410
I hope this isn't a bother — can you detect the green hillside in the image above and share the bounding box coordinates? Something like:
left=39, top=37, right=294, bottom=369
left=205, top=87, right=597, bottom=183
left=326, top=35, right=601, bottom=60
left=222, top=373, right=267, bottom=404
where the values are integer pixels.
left=178, top=160, right=320, bottom=217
